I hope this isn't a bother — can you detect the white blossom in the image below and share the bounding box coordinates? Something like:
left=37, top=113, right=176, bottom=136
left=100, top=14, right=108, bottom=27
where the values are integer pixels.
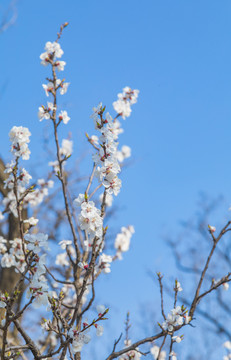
left=98, top=253, right=112, bottom=273
left=113, top=87, right=139, bottom=120
left=119, top=339, right=142, bottom=360
left=95, top=324, right=104, bottom=336
left=59, top=240, right=72, bottom=249
left=42, top=82, right=54, bottom=97
left=162, top=306, right=185, bottom=331
left=150, top=345, right=166, bottom=360
left=224, top=341, right=231, bottom=350
left=38, top=102, right=55, bottom=121
left=24, top=217, right=39, bottom=226
left=58, top=110, right=70, bottom=124
left=96, top=304, right=106, bottom=315
left=117, top=145, right=131, bottom=162
left=60, top=139, right=73, bottom=157
left=1, top=253, right=15, bottom=268
left=99, top=192, right=113, bottom=207
left=9, top=126, right=31, bottom=160
left=175, top=280, right=183, bottom=292
left=114, top=226, right=135, bottom=258
left=55, top=60, right=66, bottom=71
left=60, top=82, right=70, bottom=95
left=0, top=237, right=7, bottom=254
left=24, top=233, right=49, bottom=253
left=74, top=193, right=85, bottom=207
left=55, top=253, right=69, bottom=266
left=40, top=41, right=64, bottom=66
left=90, top=135, right=99, bottom=145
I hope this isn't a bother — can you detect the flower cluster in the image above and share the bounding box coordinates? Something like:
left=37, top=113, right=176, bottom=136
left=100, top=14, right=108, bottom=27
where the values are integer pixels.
left=69, top=305, right=105, bottom=353
left=40, top=41, right=64, bottom=68
left=4, top=167, right=32, bottom=190
left=74, top=195, right=103, bottom=248
left=97, top=253, right=112, bottom=274
left=24, top=178, right=54, bottom=207
left=150, top=345, right=166, bottom=360
left=38, top=102, right=56, bottom=121
left=24, top=233, right=49, bottom=254
left=59, top=138, right=73, bottom=158
left=3, top=172, right=53, bottom=217
left=1, top=237, right=25, bottom=271
left=40, top=40, right=70, bottom=121
left=0, top=237, right=7, bottom=255
left=92, top=109, right=122, bottom=197
left=114, top=226, right=135, bottom=259
left=9, top=126, right=31, bottom=160
left=113, top=86, right=139, bottom=119
left=27, top=254, right=51, bottom=308
left=116, top=145, right=131, bottom=163
left=151, top=336, right=181, bottom=360
left=119, top=339, right=142, bottom=360
left=162, top=306, right=190, bottom=332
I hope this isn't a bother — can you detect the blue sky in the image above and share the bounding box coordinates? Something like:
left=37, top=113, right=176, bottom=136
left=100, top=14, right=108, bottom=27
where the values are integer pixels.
left=1, top=0, right=231, bottom=357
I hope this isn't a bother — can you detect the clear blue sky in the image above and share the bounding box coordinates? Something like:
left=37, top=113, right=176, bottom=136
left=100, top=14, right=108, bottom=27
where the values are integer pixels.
left=1, top=0, right=231, bottom=358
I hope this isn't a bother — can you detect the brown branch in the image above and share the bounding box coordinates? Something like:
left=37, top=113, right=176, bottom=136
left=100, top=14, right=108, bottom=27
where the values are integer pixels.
left=189, top=221, right=231, bottom=318
left=157, top=273, right=166, bottom=321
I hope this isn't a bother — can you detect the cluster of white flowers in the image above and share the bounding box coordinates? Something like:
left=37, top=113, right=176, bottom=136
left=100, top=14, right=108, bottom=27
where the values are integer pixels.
left=24, top=217, right=39, bottom=227
left=97, top=253, right=112, bottom=274
left=38, top=102, right=56, bottom=121
left=24, top=178, right=54, bottom=207
left=89, top=135, right=99, bottom=146
left=175, top=280, right=183, bottom=292
left=88, top=89, right=138, bottom=199
left=24, top=233, right=49, bottom=254
left=3, top=176, right=53, bottom=218
left=27, top=254, right=51, bottom=308
left=58, top=110, right=70, bottom=124
left=18, top=230, right=51, bottom=309
left=2, top=129, right=54, bottom=219
left=92, top=109, right=122, bottom=197
left=40, top=41, right=70, bottom=124
left=55, top=242, right=75, bottom=266
left=0, top=228, right=50, bottom=276
left=70, top=326, right=91, bottom=353
left=59, top=138, right=73, bottom=158
left=152, top=336, right=181, bottom=360
left=150, top=345, right=166, bottom=360
left=69, top=305, right=105, bottom=353
left=9, top=126, right=31, bottom=160
left=114, top=226, right=135, bottom=259
left=162, top=306, right=190, bottom=332
left=2, top=190, right=18, bottom=217
left=74, top=195, right=103, bottom=248
left=113, top=86, right=139, bottom=119
left=0, top=237, right=7, bottom=255
left=1, top=237, right=25, bottom=271
left=99, top=192, right=113, bottom=207
left=48, top=138, right=73, bottom=173
left=42, top=78, right=69, bottom=98
left=116, top=145, right=131, bottom=163
left=169, top=351, right=178, bottom=360
left=40, top=41, right=64, bottom=66
left=2, top=158, right=33, bottom=216
left=119, top=339, right=142, bottom=360
left=4, top=167, right=32, bottom=190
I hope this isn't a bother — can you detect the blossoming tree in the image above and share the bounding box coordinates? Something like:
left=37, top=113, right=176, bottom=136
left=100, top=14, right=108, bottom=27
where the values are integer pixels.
left=0, top=24, right=230, bottom=360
